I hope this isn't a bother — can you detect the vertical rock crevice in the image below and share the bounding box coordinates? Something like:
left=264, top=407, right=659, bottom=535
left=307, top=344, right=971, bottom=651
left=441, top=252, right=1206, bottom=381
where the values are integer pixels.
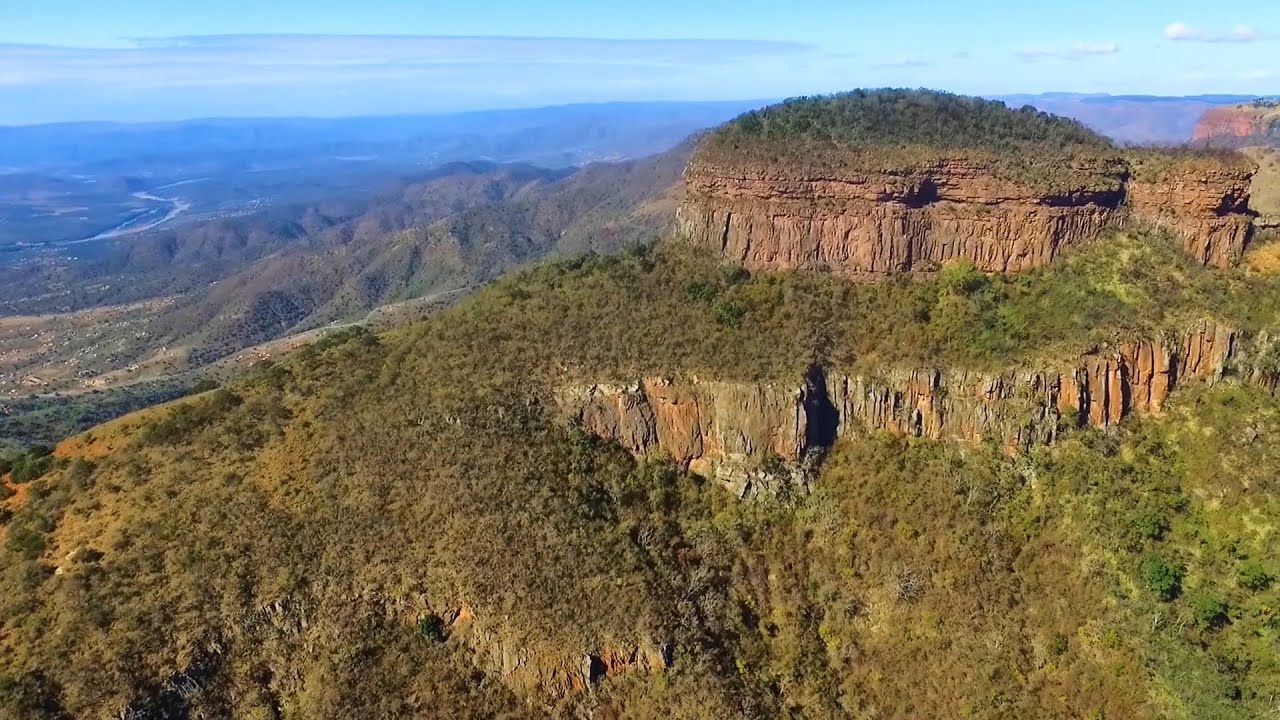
left=557, top=322, right=1248, bottom=472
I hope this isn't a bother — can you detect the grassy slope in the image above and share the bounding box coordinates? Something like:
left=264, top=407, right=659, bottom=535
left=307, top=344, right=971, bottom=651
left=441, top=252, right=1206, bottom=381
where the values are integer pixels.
left=2, top=231, right=1280, bottom=718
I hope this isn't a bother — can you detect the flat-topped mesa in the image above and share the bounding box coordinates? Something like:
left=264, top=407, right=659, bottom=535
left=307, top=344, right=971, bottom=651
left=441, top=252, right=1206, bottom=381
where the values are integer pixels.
left=1126, top=149, right=1258, bottom=267
left=679, top=90, right=1129, bottom=275
left=679, top=90, right=1259, bottom=274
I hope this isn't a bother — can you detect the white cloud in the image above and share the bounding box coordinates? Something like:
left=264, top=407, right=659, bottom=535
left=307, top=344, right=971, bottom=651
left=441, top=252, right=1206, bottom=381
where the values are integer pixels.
left=1073, top=42, right=1119, bottom=56
left=1016, top=46, right=1060, bottom=60
left=1016, top=42, right=1120, bottom=61
left=0, top=34, right=815, bottom=89
left=1243, top=69, right=1275, bottom=81
left=1164, top=21, right=1258, bottom=43
left=873, top=58, right=931, bottom=69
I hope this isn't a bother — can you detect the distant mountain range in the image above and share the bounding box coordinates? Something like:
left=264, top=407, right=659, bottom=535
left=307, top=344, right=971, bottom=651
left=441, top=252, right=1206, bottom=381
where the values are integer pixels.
left=998, top=93, right=1269, bottom=145
left=0, top=100, right=762, bottom=250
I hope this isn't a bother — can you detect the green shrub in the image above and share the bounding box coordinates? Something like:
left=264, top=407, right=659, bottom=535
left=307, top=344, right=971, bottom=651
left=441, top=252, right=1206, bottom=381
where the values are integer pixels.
left=1048, top=632, right=1069, bottom=657
left=1127, top=509, right=1170, bottom=543
left=187, top=378, right=221, bottom=395
left=1238, top=559, right=1274, bottom=591
left=939, top=260, right=989, bottom=297
left=0, top=671, right=67, bottom=720
left=713, top=300, right=746, bottom=328
left=6, top=446, right=55, bottom=484
left=5, top=521, right=49, bottom=560
left=1190, top=594, right=1229, bottom=631
left=65, top=458, right=95, bottom=491
left=1258, top=340, right=1280, bottom=383
left=683, top=279, right=719, bottom=303
left=416, top=615, right=446, bottom=643
left=143, top=389, right=243, bottom=445
left=1140, top=554, right=1183, bottom=600
left=721, top=265, right=751, bottom=286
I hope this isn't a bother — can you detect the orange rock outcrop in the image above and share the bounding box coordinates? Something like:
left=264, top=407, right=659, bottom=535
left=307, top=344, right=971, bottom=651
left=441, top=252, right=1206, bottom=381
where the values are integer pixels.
left=1127, top=154, right=1257, bottom=267
left=558, top=322, right=1245, bottom=486
left=679, top=152, right=1257, bottom=273
left=1193, top=105, right=1279, bottom=146
left=678, top=158, right=1127, bottom=275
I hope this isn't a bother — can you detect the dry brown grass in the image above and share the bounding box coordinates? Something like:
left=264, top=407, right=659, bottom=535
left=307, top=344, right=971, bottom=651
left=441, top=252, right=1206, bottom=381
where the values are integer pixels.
left=1244, top=240, right=1280, bottom=275
left=1245, top=147, right=1280, bottom=224
left=52, top=405, right=164, bottom=462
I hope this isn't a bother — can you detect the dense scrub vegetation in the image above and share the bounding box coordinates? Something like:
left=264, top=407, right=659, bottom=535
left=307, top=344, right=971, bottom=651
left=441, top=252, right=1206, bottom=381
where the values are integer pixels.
left=2, top=230, right=1280, bottom=718
left=697, top=90, right=1125, bottom=190
left=413, top=228, right=1280, bottom=381
left=2, top=349, right=1278, bottom=717
left=0, top=379, right=198, bottom=450
left=1126, top=146, right=1257, bottom=181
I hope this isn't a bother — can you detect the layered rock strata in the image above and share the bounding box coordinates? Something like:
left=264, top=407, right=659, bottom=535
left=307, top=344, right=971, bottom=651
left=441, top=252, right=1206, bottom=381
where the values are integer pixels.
left=679, top=155, right=1258, bottom=273
left=1127, top=155, right=1258, bottom=267
left=557, top=322, right=1244, bottom=489
left=678, top=158, right=1127, bottom=275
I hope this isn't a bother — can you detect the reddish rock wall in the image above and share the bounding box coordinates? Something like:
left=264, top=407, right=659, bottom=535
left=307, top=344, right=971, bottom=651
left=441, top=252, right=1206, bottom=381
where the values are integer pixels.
left=678, top=159, right=1126, bottom=275
left=1193, top=106, right=1280, bottom=147
left=1126, top=159, right=1257, bottom=267
left=679, top=153, right=1258, bottom=273
left=558, top=322, right=1244, bottom=478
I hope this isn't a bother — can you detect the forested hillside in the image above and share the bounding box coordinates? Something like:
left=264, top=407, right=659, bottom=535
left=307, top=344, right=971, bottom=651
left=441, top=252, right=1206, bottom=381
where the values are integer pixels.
left=3, top=226, right=1280, bottom=718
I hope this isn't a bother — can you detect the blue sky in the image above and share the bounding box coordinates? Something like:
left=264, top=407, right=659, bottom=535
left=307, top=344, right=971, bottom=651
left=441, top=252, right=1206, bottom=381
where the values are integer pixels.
left=0, top=0, right=1275, bottom=124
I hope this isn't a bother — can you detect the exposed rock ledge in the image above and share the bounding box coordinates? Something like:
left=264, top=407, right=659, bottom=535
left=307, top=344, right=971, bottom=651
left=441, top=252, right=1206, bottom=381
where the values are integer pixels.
left=557, top=322, right=1270, bottom=495
left=679, top=154, right=1257, bottom=272
left=1127, top=154, right=1257, bottom=268
left=439, top=603, right=670, bottom=699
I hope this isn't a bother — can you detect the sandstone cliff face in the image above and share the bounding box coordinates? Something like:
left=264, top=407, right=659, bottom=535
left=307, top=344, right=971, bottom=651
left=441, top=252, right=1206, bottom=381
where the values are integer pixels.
left=1194, top=106, right=1280, bottom=147
left=679, top=159, right=1126, bottom=275
left=1127, top=158, right=1257, bottom=267
left=680, top=153, right=1258, bottom=273
left=558, top=322, right=1246, bottom=485
left=557, top=378, right=809, bottom=495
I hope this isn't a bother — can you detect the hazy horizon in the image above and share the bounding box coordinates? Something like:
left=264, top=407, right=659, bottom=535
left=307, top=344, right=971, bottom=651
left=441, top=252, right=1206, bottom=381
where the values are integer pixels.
left=0, top=91, right=1276, bottom=130
left=1, top=0, right=1276, bottom=124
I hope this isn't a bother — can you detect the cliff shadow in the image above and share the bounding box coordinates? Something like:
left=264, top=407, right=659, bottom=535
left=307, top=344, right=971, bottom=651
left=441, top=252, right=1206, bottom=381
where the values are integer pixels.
left=804, top=365, right=840, bottom=449
left=903, top=178, right=941, bottom=208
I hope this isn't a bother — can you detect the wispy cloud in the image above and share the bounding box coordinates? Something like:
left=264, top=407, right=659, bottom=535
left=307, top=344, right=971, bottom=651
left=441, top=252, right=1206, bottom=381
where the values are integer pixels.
left=1164, top=22, right=1258, bottom=43
left=1072, top=42, right=1120, bottom=56
left=1243, top=69, right=1276, bottom=81
left=1016, top=46, right=1059, bottom=60
left=0, top=34, right=826, bottom=123
left=0, top=34, right=814, bottom=89
left=873, top=58, right=931, bottom=69
left=1016, top=42, right=1120, bottom=61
